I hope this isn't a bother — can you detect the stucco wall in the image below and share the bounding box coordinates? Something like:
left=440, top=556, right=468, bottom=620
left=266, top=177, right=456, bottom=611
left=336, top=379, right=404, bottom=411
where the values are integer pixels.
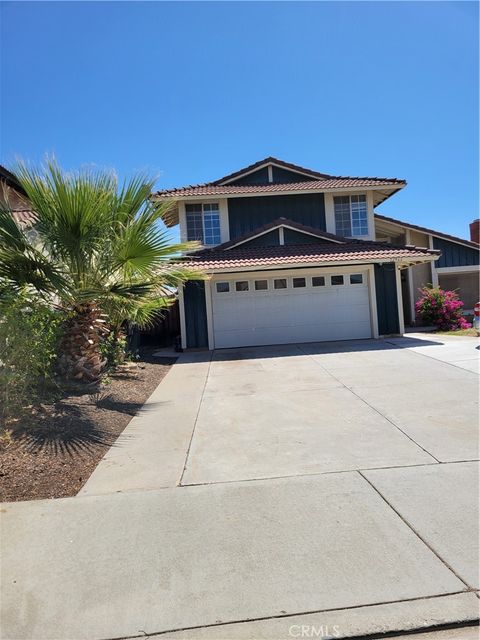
left=438, top=273, right=479, bottom=311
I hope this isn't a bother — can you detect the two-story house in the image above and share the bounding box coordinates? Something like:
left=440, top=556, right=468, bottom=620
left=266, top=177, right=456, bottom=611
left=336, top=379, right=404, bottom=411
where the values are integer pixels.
left=154, top=157, right=476, bottom=350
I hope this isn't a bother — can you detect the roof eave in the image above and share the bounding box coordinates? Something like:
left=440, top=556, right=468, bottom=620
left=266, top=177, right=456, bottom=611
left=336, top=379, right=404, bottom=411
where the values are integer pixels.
left=185, top=253, right=438, bottom=275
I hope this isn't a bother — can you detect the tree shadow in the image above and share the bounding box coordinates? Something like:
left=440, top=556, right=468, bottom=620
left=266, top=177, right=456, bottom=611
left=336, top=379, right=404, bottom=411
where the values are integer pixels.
left=10, top=403, right=117, bottom=457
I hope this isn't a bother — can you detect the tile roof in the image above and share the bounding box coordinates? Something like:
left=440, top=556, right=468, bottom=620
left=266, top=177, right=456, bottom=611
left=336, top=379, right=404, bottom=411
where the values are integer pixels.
left=181, top=242, right=439, bottom=272
left=156, top=177, right=406, bottom=199
left=0, top=165, right=27, bottom=196
left=12, top=209, right=37, bottom=228
left=375, top=213, right=480, bottom=249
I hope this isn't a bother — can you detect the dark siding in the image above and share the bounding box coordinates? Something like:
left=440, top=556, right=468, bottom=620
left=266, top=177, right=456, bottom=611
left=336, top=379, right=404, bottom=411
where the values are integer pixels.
left=240, top=229, right=280, bottom=247
left=229, top=167, right=269, bottom=186
left=183, top=281, right=208, bottom=349
left=228, top=193, right=326, bottom=239
left=433, top=237, right=479, bottom=268
left=374, top=263, right=400, bottom=335
left=272, top=166, right=316, bottom=183
left=283, top=228, right=330, bottom=245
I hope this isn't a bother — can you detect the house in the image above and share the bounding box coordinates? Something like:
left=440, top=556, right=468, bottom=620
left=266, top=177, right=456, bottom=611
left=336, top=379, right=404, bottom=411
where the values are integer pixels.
left=0, top=165, right=36, bottom=229
left=374, top=214, right=479, bottom=322
left=155, top=157, right=475, bottom=350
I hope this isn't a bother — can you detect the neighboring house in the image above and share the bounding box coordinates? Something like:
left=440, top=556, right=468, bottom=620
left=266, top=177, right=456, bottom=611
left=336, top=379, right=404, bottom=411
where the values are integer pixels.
left=374, top=214, right=479, bottom=321
left=154, top=157, right=453, bottom=350
left=0, top=165, right=36, bottom=229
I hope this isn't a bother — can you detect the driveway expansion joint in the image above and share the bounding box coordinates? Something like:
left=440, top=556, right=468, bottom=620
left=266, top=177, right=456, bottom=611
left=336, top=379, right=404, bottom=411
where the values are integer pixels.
left=99, top=592, right=476, bottom=640
left=178, top=352, right=214, bottom=487
left=296, top=344, right=441, bottom=464
left=357, top=471, right=473, bottom=590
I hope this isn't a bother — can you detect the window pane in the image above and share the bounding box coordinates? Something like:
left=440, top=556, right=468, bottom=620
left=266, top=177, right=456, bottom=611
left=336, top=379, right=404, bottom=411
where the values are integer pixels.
left=255, top=280, right=268, bottom=291
left=350, top=195, right=368, bottom=236
left=350, top=274, right=363, bottom=284
left=203, top=212, right=221, bottom=245
left=203, top=203, right=219, bottom=212
left=312, top=276, right=325, bottom=287
left=216, top=282, right=230, bottom=293
left=334, top=196, right=352, bottom=237
left=292, top=277, right=306, bottom=288
left=331, top=275, right=344, bottom=286
left=274, top=278, right=287, bottom=289
left=186, top=212, right=204, bottom=242
left=185, top=204, right=202, bottom=213
left=235, top=281, right=249, bottom=292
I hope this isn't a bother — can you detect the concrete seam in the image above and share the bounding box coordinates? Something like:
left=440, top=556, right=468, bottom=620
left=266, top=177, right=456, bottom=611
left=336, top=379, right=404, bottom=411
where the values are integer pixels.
left=179, top=459, right=479, bottom=489
left=178, top=352, right=213, bottom=486
left=357, top=470, right=472, bottom=590
left=385, top=339, right=479, bottom=376
left=101, top=591, right=476, bottom=640
left=296, top=345, right=441, bottom=464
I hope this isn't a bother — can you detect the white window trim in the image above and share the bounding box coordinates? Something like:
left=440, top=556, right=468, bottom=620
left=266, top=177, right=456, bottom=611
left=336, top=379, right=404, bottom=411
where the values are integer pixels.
left=325, top=191, right=374, bottom=240
left=333, top=194, right=369, bottom=238
left=435, top=265, right=480, bottom=274
left=180, top=199, right=229, bottom=246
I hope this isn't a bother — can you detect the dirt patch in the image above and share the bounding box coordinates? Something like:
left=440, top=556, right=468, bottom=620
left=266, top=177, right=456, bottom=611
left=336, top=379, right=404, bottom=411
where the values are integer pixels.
left=0, top=354, right=175, bottom=502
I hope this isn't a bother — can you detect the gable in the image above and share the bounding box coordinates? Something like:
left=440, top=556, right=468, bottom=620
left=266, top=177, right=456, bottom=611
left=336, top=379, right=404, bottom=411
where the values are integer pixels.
left=228, top=193, right=326, bottom=240
left=433, top=237, right=480, bottom=268
left=227, top=223, right=343, bottom=249
left=271, top=166, right=317, bottom=184
left=226, top=163, right=321, bottom=187
left=229, top=166, right=270, bottom=186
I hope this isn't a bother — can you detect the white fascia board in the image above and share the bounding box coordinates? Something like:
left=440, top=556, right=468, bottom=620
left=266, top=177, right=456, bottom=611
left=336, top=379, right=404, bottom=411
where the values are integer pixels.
left=374, top=217, right=476, bottom=251
left=225, top=224, right=344, bottom=250
left=159, top=184, right=403, bottom=202
left=435, top=265, right=480, bottom=274
left=218, top=162, right=327, bottom=185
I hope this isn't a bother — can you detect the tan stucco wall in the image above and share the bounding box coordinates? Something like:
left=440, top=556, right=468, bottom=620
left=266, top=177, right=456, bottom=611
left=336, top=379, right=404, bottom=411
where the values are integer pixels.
left=408, top=232, right=434, bottom=319
left=438, top=273, right=479, bottom=311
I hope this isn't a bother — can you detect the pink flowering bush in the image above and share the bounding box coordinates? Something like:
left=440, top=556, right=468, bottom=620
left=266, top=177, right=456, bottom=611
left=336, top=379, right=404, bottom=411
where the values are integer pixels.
left=415, top=286, right=471, bottom=331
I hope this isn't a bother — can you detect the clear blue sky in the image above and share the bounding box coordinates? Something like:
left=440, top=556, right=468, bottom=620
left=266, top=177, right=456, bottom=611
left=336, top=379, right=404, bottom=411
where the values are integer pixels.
left=1, top=1, right=478, bottom=240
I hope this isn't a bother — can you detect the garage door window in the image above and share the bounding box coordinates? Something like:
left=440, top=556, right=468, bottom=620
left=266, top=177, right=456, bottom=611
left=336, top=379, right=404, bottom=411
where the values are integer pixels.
left=255, top=280, right=268, bottom=291
left=350, top=274, right=363, bottom=284
left=331, top=275, right=344, bottom=286
left=312, top=276, right=325, bottom=287
left=216, top=282, right=230, bottom=293
left=274, top=278, right=287, bottom=290
left=293, top=277, right=306, bottom=288
left=235, top=281, right=249, bottom=292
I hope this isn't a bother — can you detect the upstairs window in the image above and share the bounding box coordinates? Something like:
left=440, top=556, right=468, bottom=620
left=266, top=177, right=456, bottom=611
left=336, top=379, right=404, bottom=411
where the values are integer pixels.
left=186, top=203, right=221, bottom=245
left=334, top=195, right=368, bottom=236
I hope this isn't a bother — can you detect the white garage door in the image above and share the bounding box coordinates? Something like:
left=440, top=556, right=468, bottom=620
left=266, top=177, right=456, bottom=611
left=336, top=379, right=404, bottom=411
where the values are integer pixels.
left=211, top=269, right=372, bottom=349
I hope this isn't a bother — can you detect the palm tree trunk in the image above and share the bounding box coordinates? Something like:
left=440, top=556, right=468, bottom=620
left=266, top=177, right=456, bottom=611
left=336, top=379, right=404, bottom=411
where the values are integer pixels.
left=57, top=303, right=108, bottom=382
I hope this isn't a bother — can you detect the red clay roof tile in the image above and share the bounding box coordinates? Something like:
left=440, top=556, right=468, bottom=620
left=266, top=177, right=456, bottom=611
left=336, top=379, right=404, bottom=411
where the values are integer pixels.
left=182, top=242, right=438, bottom=272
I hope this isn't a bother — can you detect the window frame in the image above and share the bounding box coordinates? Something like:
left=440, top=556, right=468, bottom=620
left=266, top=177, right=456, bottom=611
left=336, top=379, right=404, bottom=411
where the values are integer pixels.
left=333, top=194, right=368, bottom=237
left=185, top=202, right=221, bottom=245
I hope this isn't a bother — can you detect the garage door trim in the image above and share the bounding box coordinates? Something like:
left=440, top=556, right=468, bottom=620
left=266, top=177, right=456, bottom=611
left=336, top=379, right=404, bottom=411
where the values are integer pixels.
left=204, top=264, right=380, bottom=349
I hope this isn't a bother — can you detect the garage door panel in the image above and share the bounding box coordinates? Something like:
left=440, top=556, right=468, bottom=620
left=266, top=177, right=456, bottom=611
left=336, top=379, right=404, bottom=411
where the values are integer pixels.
left=212, top=270, right=372, bottom=348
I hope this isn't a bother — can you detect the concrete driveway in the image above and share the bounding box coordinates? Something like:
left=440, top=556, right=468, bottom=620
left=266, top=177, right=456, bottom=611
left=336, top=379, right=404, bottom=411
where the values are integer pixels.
left=2, top=334, right=479, bottom=639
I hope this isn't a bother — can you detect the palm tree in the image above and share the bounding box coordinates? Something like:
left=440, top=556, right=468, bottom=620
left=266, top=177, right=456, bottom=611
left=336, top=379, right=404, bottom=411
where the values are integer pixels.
left=0, top=160, right=201, bottom=382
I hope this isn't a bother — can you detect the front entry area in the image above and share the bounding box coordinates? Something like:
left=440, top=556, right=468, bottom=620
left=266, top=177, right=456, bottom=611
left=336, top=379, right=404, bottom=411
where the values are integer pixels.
left=210, top=267, right=373, bottom=348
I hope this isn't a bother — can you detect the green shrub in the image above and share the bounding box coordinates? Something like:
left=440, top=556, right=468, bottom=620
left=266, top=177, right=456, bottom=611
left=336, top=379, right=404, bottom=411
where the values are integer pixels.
left=0, top=292, right=63, bottom=425
left=99, top=331, right=128, bottom=369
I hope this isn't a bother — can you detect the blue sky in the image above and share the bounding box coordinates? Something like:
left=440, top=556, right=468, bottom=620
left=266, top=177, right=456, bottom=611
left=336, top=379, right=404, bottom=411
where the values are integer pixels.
left=1, top=1, right=478, bottom=240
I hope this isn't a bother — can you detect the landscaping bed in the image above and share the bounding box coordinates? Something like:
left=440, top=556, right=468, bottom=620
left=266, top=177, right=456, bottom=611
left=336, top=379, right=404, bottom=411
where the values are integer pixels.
left=0, top=352, right=175, bottom=502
